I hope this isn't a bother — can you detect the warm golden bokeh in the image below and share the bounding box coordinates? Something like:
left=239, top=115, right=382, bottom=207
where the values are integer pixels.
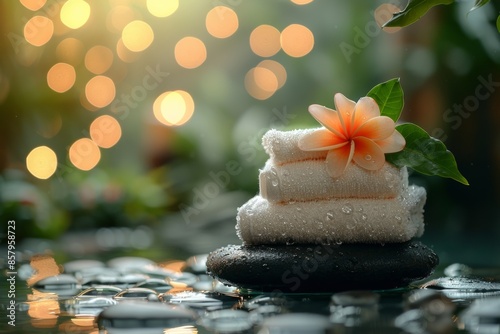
left=56, top=38, right=85, bottom=65
left=24, top=16, right=54, bottom=47
left=174, top=37, right=207, bottom=69
left=26, top=146, right=58, bottom=180
left=20, top=0, right=46, bottom=11
left=107, top=5, right=136, bottom=33
left=249, top=24, right=281, bottom=57
left=290, top=0, right=314, bottom=4
left=122, top=20, right=154, bottom=52
left=116, top=38, right=140, bottom=63
left=280, top=23, right=314, bottom=57
left=147, top=0, right=179, bottom=18
left=90, top=115, right=122, bottom=148
left=85, top=45, right=114, bottom=74
left=258, top=60, right=287, bottom=89
left=85, top=76, right=116, bottom=108
left=153, top=90, right=195, bottom=126
left=60, top=0, right=91, bottom=30
left=69, top=138, right=101, bottom=171
left=206, top=6, right=239, bottom=39
left=245, top=67, right=279, bottom=100
left=47, top=62, right=76, bottom=93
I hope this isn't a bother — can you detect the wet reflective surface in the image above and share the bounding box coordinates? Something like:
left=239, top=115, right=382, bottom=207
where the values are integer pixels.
left=3, top=256, right=500, bottom=334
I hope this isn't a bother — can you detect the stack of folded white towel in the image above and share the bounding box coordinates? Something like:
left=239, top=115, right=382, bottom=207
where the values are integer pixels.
left=236, top=129, right=427, bottom=245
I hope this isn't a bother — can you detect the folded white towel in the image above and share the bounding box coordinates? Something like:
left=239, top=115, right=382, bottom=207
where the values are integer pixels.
left=262, top=128, right=327, bottom=165
left=236, top=185, right=426, bottom=245
left=260, top=160, right=407, bottom=202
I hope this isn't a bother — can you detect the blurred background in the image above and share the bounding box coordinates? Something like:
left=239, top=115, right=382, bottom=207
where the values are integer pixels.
left=0, top=0, right=499, bottom=265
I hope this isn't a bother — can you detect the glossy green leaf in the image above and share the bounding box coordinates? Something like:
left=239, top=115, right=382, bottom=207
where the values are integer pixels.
left=469, top=0, right=489, bottom=13
left=366, top=78, right=404, bottom=122
left=386, top=123, right=469, bottom=185
left=497, top=15, right=500, bottom=33
left=383, top=0, right=454, bottom=28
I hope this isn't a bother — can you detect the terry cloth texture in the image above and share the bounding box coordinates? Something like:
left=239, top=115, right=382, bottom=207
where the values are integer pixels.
left=236, top=185, right=426, bottom=245
left=262, top=128, right=327, bottom=165
left=259, top=159, right=408, bottom=203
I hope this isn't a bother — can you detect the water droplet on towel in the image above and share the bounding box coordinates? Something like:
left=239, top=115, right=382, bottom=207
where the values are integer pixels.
left=341, top=204, right=353, bottom=214
left=247, top=209, right=254, bottom=216
left=335, top=240, right=343, bottom=245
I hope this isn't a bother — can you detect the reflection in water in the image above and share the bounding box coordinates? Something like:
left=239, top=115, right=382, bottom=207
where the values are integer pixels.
left=27, top=290, right=60, bottom=328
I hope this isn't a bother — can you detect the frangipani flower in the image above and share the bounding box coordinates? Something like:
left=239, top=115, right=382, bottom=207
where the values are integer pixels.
left=298, top=93, right=405, bottom=178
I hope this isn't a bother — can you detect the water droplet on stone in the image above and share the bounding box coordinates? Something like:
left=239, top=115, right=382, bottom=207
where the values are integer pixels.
left=361, top=213, right=368, bottom=221
left=326, top=212, right=334, bottom=220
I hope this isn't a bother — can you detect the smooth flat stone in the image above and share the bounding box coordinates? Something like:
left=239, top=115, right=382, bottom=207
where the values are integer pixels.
left=207, top=241, right=438, bottom=292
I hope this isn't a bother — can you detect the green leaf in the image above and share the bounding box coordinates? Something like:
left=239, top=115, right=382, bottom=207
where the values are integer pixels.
left=497, top=15, right=500, bottom=33
left=469, top=0, right=489, bottom=13
left=386, top=123, right=469, bottom=185
left=383, top=0, right=454, bottom=28
left=366, top=78, right=404, bottom=122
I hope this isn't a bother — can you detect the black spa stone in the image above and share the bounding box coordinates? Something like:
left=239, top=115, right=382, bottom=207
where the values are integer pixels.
left=206, top=241, right=438, bottom=292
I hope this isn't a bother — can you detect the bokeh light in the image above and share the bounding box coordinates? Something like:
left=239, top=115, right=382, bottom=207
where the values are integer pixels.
left=60, top=0, right=91, bottom=30
left=26, top=146, right=57, bottom=180
left=56, top=38, right=85, bottom=65
left=85, top=45, right=114, bottom=74
left=280, top=24, right=314, bottom=57
left=249, top=24, right=281, bottom=57
left=107, top=5, right=136, bottom=33
left=122, top=20, right=154, bottom=52
left=290, top=0, right=314, bottom=4
left=245, top=67, right=279, bottom=100
left=206, top=6, right=239, bottom=39
left=69, top=138, right=101, bottom=171
left=153, top=90, right=195, bottom=126
left=258, top=60, right=287, bottom=89
left=90, top=115, right=122, bottom=148
left=116, top=38, right=140, bottom=63
left=24, top=16, right=54, bottom=47
left=85, top=76, right=116, bottom=108
left=47, top=62, right=76, bottom=93
left=20, top=0, right=46, bottom=11
left=174, top=37, right=207, bottom=69
left=147, top=0, right=179, bottom=18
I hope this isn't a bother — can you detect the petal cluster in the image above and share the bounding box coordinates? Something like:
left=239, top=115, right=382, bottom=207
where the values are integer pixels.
left=298, top=93, right=405, bottom=178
